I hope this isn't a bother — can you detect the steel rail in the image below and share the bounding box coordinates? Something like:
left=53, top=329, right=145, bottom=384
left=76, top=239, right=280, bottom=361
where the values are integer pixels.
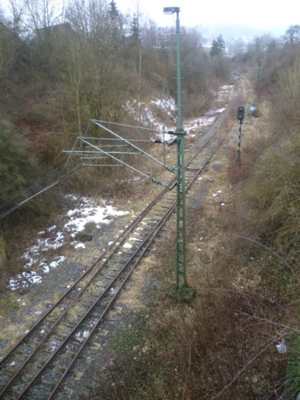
left=0, top=185, right=176, bottom=396
left=0, top=103, right=236, bottom=399
left=0, top=148, right=180, bottom=369
left=20, top=194, right=177, bottom=400
left=22, top=121, right=233, bottom=399
left=47, top=204, right=177, bottom=399
left=47, top=117, right=235, bottom=400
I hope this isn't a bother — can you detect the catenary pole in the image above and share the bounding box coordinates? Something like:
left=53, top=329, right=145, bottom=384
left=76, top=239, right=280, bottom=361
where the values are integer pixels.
left=164, top=7, right=188, bottom=288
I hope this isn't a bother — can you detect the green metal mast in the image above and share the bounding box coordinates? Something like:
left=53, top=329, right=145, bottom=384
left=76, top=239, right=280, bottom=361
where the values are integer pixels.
left=174, top=9, right=187, bottom=288
left=164, top=7, right=187, bottom=288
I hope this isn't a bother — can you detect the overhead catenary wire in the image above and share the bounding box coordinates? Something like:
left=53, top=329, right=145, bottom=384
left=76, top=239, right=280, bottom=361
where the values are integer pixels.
left=0, top=117, right=172, bottom=220
left=79, top=138, right=170, bottom=188
left=0, top=165, right=83, bottom=220
left=0, top=165, right=70, bottom=211
left=0, top=123, right=93, bottom=220
left=91, top=119, right=165, bottom=133
left=90, top=119, right=175, bottom=173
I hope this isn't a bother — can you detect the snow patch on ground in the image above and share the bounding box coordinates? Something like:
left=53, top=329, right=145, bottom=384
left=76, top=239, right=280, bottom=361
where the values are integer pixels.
left=125, top=97, right=176, bottom=133
left=9, top=196, right=130, bottom=291
left=144, top=84, right=234, bottom=141
left=65, top=198, right=129, bottom=236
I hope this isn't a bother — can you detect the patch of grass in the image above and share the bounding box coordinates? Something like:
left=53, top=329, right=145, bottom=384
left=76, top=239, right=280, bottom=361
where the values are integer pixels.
left=251, top=108, right=261, bottom=118
left=227, top=147, right=252, bottom=184
left=111, top=313, right=152, bottom=359
left=80, top=312, right=168, bottom=400
left=247, top=134, right=300, bottom=250
left=285, top=335, right=300, bottom=398
left=0, top=292, right=21, bottom=316
left=168, top=285, right=197, bottom=302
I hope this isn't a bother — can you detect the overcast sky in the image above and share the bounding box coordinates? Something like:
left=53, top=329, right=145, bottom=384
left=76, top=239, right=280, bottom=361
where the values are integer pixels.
left=1, top=0, right=298, bottom=34
left=116, top=0, right=297, bottom=33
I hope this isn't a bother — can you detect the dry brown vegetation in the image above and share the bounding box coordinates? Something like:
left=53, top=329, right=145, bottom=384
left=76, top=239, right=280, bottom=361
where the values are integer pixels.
left=82, top=45, right=300, bottom=399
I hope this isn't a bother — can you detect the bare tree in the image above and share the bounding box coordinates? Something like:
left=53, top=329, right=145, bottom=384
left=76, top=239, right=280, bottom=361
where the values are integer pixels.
left=283, top=24, right=300, bottom=45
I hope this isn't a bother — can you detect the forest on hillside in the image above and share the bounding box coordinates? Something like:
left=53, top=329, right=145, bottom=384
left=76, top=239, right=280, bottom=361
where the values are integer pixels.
left=0, top=0, right=233, bottom=227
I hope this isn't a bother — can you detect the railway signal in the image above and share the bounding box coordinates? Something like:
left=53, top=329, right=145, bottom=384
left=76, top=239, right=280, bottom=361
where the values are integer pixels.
left=237, top=106, right=245, bottom=122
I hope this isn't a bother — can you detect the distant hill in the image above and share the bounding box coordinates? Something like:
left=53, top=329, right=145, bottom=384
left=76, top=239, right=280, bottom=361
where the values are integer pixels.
left=198, top=23, right=286, bottom=40
left=195, top=23, right=287, bottom=53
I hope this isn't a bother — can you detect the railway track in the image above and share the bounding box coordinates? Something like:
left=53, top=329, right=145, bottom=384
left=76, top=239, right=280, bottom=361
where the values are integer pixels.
left=0, top=96, right=237, bottom=399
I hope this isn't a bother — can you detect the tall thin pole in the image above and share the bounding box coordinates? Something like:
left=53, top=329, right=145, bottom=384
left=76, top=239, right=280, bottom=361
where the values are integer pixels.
left=176, top=11, right=182, bottom=131
left=174, top=9, right=187, bottom=288
left=257, top=59, right=262, bottom=103
left=163, top=117, right=166, bottom=165
left=237, top=120, right=242, bottom=163
left=237, top=106, right=244, bottom=164
left=163, top=7, right=188, bottom=289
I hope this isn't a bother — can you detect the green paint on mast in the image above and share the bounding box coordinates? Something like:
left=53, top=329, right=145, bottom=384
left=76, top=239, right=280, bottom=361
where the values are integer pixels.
left=164, top=7, right=188, bottom=288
